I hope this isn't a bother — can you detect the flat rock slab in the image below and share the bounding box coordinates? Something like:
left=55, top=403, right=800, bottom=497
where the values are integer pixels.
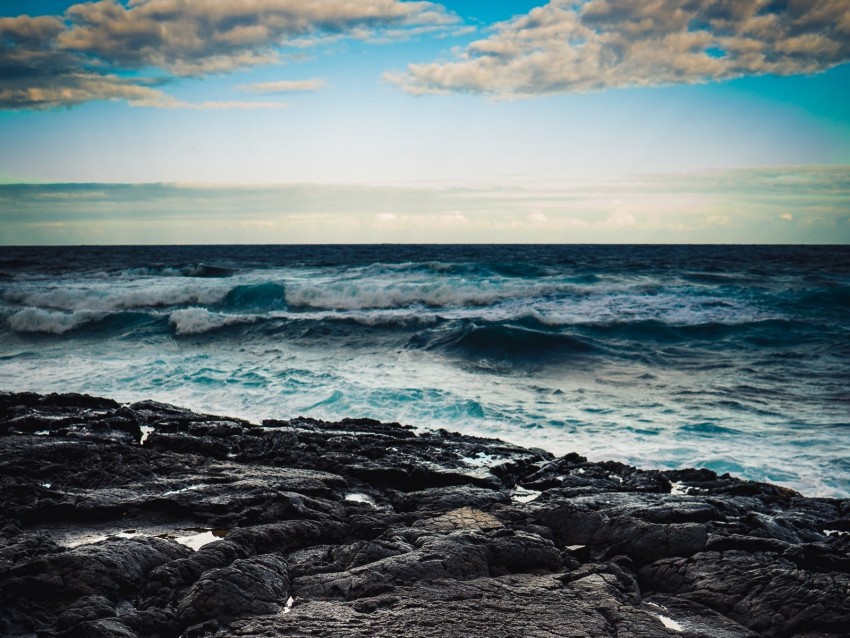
left=1, top=392, right=848, bottom=637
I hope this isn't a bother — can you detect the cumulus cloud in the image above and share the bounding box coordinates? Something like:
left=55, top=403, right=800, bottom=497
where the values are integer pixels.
left=0, top=0, right=456, bottom=109
left=387, top=0, right=850, bottom=97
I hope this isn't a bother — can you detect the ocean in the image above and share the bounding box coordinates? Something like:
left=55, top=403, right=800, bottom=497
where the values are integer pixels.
left=1, top=245, right=848, bottom=497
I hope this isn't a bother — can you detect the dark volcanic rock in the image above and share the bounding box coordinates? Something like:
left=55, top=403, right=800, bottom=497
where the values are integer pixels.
left=0, top=391, right=848, bottom=637
left=178, top=554, right=291, bottom=629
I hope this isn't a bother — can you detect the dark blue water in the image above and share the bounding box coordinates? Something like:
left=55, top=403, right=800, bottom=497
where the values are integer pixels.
left=1, top=245, right=848, bottom=496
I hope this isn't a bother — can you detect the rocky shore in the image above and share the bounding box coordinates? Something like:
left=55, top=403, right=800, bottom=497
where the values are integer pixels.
left=1, top=392, right=848, bottom=637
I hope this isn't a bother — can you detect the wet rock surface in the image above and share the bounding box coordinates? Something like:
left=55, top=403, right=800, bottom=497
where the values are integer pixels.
left=1, top=391, right=848, bottom=637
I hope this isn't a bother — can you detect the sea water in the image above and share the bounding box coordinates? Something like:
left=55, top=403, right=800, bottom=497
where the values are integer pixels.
left=1, top=245, right=848, bottom=497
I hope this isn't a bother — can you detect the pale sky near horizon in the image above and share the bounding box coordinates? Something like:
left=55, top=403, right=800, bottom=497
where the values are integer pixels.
left=1, top=0, right=849, bottom=244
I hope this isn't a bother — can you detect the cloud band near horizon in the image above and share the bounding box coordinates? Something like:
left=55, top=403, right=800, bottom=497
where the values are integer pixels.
left=1, top=166, right=848, bottom=245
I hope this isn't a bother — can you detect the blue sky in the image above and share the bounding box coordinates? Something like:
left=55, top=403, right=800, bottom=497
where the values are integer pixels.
left=1, top=0, right=849, bottom=243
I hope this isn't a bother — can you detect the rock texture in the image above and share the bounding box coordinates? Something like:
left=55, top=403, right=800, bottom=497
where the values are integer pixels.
left=1, top=391, right=848, bottom=637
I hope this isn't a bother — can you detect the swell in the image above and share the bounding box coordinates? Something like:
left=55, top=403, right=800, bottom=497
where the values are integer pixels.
left=216, top=282, right=286, bottom=311
left=569, top=318, right=830, bottom=345
left=407, top=320, right=599, bottom=363
left=797, top=285, right=850, bottom=311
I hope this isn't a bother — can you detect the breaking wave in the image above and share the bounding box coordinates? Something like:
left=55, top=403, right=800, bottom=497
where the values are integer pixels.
left=168, top=308, right=256, bottom=336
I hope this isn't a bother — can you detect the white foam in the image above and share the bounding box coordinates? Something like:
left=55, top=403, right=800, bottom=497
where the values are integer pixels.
left=8, top=308, right=105, bottom=334
left=511, top=487, right=541, bottom=503
left=656, top=614, right=684, bottom=632
left=283, top=280, right=581, bottom=311
left=670, top=482, right=689, bottom=496
left=461, top=452, right=501, bottom=468
left=345, top=493, right=378, bottom=508
left=523, top=290, right=776, bottom=327
left=119, top=264, right=230, bottom=278
left=4, top=284, right=227, bottom=313
left=282, top=596, right=295, bottom=614
left=169, top=308, right=254, bottom=335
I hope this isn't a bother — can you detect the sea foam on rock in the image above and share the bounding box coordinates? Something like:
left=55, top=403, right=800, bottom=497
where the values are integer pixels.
left=0, top=392, right=848, bottom=637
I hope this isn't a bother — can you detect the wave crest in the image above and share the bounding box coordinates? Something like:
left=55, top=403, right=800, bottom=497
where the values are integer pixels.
left=4, top=285, right=228, bottom=313
left=119, top=263, right=235, bottom=278
left=410, top=321, right=597, bottom=363
left=169, top=308, right=255, bottom=336
left=7, top=308, right=106, bottom=334
left=283, top=280, right=584, bottom=310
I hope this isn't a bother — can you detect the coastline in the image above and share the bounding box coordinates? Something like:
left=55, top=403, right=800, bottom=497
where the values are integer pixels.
left=4, top=243, right=848, bottom=499
left=1, top=391, right=849, bottom=637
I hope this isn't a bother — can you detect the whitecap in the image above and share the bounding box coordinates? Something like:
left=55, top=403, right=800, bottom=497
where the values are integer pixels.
left=283, top=280, right=583, bottom=311
left=4, top=284, right=228, bottom=313
left=168, top=308, right=254, bottom=335
left=7, top=308, right=105, bottom=334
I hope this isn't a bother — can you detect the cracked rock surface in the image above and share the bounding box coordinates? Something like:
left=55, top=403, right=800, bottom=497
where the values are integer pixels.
left=1, top=392, right=848, bottom=637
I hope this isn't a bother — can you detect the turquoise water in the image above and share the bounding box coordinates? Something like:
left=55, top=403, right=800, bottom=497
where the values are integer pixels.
left=1, top=245, right=848, bottom=496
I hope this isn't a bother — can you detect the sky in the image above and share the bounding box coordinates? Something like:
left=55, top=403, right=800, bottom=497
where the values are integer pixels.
left=1, top=0, right=849, bottom=244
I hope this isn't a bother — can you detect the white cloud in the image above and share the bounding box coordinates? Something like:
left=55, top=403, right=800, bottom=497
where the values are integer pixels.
left=58, top=0, right=457, bottom=75
left=388, top=0, right=850, bottom=97
left=0, top=0, right=457, bottom=109
left=528, top=210, right=548, bottom=224
left=602, top=211, right=638, bottom=228
left=241, top=78, right=327, bottom=94
left=132, top=98, right=289, bottom=110
left=704, top=214, right=731, bottom=227
left=0, top=74, right=167, bottom=110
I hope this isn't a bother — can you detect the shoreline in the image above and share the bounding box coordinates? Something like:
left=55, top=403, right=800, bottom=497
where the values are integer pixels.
left=1, top=391, right=849, bottom=637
